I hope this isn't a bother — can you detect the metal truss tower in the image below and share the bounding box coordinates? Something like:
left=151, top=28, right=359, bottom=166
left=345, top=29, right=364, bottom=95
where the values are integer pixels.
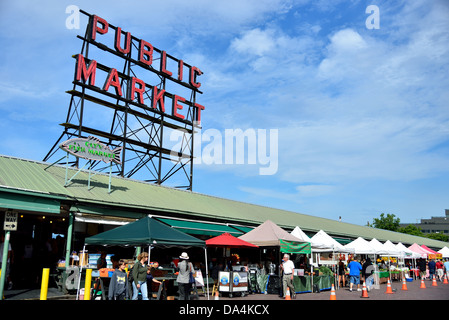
left=43, top=10, right=203, bottom=190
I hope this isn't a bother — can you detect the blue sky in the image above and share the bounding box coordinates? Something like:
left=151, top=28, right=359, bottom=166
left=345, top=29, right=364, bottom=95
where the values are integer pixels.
left=0, top=0, right=448, bottom=227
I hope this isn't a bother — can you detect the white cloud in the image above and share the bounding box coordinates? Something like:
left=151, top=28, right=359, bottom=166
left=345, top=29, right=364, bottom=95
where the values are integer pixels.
left=230, top=28, right=277, bottom=57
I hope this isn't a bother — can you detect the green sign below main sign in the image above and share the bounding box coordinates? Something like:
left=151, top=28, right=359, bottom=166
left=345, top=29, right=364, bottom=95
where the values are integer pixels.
left=60, top=136, right=122, bottom=165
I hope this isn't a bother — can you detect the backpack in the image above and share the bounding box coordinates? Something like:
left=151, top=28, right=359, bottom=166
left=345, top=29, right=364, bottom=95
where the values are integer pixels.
left=128, top=265, right=134, bottom=283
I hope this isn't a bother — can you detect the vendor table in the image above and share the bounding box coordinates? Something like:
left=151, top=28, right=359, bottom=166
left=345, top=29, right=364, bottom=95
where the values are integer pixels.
left=257, top=274, right=334, bottom=294
left=375, top=270, right=402, bottom=283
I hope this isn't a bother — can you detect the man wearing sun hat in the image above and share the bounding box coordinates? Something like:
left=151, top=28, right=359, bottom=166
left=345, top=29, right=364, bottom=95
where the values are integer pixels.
left=177, top=252, right=194, bottom=300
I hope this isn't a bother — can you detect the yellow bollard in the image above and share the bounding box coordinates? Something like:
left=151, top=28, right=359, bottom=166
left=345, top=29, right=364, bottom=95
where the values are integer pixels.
left=84, top=269, right=92, bottom=300
left=40, top=268, right=50, bottom=300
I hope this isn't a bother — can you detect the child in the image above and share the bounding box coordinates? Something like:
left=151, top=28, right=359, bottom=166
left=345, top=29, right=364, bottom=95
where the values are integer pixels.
left=108, top=259, right=129, bottom=300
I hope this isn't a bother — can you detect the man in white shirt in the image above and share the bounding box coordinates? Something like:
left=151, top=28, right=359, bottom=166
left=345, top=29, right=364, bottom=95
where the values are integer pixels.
left=281, top=254, right=295, bottom=299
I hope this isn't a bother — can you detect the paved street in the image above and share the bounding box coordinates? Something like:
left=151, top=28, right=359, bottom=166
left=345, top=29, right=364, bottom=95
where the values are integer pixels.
left=2, top=277, right=448, bottom=301
left=208, top=278, right=449, bottom=301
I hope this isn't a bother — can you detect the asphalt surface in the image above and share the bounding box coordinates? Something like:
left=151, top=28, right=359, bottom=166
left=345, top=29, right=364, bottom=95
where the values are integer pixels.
left=208, top=278, right=449, bottom=301
left=2, top=277, right=448, bottom=301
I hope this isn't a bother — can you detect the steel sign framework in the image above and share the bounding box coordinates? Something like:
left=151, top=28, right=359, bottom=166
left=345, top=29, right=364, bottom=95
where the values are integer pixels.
left=44, top=10, right=204, bottom=190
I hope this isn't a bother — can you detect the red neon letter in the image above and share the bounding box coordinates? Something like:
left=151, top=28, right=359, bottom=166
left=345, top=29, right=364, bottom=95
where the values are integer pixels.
left=160, top=51, right=173, bottom=77
left=193, top=103, right=205, bottom=124
left=190, top=66, right=202, bottom=88
left=172, top=95, right=186, bottom=120
left=130, top=77, right=146, bottom=105
left=152, top=86, right=165, bottom=112
left=75, top=54, right=97, bottom=86
left=114, top=27, right=131, bottom=55
left=103, top=68, right=122, bottom=97
left=139, top=39, right=153, bottom=66
left=178, top=60, right=184, bottom=81
left=90, top=15, right=108, bottom=40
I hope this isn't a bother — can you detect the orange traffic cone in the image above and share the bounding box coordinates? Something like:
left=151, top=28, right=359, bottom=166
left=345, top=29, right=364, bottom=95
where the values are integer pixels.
left=214, top=289, right=219, bottom=300
left=432, top=275, right=438, bottom=287
left=360, top=282, right=369, bottom=298
left=329, top=284, right=336, bottom=300
left=420, top=277, right=426, bottom=289
left=285, top=287, right=291, bottom=300
left=443, top=274, right=448, bottom=284
left=385, top=279, right=394, bottom=294
left=401, top=277, right=408, bottom=291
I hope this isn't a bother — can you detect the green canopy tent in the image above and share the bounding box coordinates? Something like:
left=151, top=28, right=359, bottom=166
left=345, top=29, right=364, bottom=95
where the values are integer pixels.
left=80, top=216, right=209, bottom=299
left=84, top=215, right=206, bottom=247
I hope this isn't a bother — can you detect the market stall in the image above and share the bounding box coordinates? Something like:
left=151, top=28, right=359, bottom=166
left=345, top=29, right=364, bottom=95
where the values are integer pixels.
left=421, top=245, right=443, bottom=260
left=239, top=220, right=312, bottom=295
left=308, top=230, right=354, bottom=290
left=396, top=242, right=421, bottom=279
left=205, top=232, right=258, bottom=297
left=81, top=216, right=209, bottom=300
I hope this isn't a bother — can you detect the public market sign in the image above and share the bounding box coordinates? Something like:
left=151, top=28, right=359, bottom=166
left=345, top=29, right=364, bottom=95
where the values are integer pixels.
left=74, top=12, right=205, bottom=125
left=60, top=136, right=122, bottom=164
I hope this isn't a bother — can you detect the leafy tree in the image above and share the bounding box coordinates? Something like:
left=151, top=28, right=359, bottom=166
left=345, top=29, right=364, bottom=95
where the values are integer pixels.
left=372, top=213, right=400, bottom=232
left=398, top=224, right=423, bottom=237
left=426, top=232, right=449, bottom=242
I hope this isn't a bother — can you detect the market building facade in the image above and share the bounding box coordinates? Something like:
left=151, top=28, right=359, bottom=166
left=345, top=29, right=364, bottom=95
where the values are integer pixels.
left=1, top=154, right=449, bottom=295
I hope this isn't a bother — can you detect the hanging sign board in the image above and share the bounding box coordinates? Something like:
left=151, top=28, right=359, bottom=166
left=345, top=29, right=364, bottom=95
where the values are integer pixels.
left=4, top=211, right=18, bottom=231
left=60, top=136, right=122, bottom=165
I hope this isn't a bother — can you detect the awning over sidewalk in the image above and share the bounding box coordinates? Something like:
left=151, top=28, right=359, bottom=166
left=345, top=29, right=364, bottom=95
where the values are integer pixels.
left=0, top=190, right=61, bottom=214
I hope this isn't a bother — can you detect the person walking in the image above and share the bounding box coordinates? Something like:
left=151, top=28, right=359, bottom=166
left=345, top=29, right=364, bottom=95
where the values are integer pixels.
left=108, top=259, right=129, bottom=300
left=338, top=259, right=347, bottom=288
left=362, top=257, right=374, bottom=291
left=435, top=259, right=444, bottom=281
left=417, top=258, right=427, bottom=279
left=280, top=254, right=296, bottom=299
left=428, top=259, right=436, bottom=281
left=348, top=257, right=362, bottom=292
left=177, top=252, right=194, bottom=300
left=443, top=259, right=449, bottom=279
left=132, top=252, right=150, bottom=300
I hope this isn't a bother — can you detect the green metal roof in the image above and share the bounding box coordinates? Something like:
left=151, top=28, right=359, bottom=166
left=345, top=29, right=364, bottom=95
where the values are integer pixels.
left=0, top=154, right=448, bottom=249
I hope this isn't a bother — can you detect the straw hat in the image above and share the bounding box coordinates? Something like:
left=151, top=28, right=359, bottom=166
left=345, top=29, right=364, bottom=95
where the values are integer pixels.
left=179, top=252, right=189, bottom=259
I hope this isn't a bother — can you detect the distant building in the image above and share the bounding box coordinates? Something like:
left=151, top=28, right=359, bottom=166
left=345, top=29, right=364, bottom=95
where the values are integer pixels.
left=400, top=210, right=449, bottom=235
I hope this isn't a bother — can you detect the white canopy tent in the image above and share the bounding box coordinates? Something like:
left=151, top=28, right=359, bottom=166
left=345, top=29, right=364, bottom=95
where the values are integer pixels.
left=310, top=230, right=354, bottom=253
left=369, top=238, right=389, bottom=255
left=344, top=237, right=379, bottom=255
left=382, top=240, right=402, bottom=257
left=438, top=246, right=449, bottom=258
left=396, top=242, right=421, bottom=259
left=291, top=226, right=333, bottom=250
